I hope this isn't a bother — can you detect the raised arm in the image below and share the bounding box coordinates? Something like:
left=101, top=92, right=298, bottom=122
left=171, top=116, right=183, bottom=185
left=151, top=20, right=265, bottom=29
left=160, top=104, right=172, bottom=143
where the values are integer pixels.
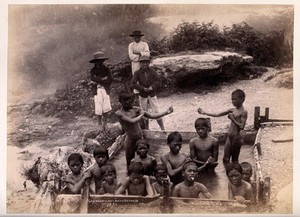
left=198, top=108, right=233, bottom=117
left=116, top=108, right=145, bottom=124
left=228, top=110, right=248, bottom=130
left=144, top=107, right=173, bottom=119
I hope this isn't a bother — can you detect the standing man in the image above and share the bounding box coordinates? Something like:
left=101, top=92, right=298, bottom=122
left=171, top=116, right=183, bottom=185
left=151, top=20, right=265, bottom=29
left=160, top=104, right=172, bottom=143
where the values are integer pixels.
left=89, top=51, right=112, bottom=131
left=131, top=55, right=165, bottom=130
left=128, top=30, right=150, bottom=93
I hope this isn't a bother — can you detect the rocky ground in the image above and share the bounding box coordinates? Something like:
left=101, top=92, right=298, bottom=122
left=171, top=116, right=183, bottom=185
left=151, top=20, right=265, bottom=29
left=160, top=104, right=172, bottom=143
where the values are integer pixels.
left=6, top=67, right=294, bottom=214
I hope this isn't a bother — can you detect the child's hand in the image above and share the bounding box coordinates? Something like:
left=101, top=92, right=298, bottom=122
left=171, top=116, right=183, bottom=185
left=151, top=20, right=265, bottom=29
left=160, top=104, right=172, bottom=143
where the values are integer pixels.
left=206, top=156, right=214, bottom=164
left=227, top=113, right=234, bottom=120
left=166, top=107, right=174, bottom=114
left=234, top=195, right=246, bottom=203
left=198, top=108, right=204, bottom=114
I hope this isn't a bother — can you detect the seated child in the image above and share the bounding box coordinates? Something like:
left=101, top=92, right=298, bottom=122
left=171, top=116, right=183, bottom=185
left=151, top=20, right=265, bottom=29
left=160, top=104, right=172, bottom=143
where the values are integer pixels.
left=161, top=131, right=188, bottom=185
left=172, top=160, right=212, bottom=199
left=63, top=153, right=92, bottom=194
left=98, top=163, right=122, bottom=194
left=190, top=118, right=219, bottom=171
left=116, top=91, right=173, bottom=167
left=152, top=164, right=174, bottom=197
left=115, top=162, right=154, bottom=196
left=89, top=146, right=109, bottom=194
left=226, top=162, right=252, bottom=203
left=240, top=162, right=253, bottom=184
left=131, top=139, right=157, bottom=176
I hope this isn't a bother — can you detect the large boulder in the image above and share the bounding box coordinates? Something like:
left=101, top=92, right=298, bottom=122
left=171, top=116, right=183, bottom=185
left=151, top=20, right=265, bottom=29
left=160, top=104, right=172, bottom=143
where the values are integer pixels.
left=151, top=51, right=253, bottom=79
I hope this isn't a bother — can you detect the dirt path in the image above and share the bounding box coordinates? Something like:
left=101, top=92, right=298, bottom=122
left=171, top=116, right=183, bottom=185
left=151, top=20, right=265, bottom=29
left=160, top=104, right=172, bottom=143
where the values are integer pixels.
left=6, top=67, right=293, bottom=213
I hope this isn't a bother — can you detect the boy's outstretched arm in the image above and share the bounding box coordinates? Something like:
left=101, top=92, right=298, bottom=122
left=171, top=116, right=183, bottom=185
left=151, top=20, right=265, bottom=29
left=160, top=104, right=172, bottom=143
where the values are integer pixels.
left=144, top=107, right=173, bottom=119
left=116, top=109, right=145, bottom=124
left=198, top=108, right=233, bottom=117
left=228, top=110, right=248, bottom=130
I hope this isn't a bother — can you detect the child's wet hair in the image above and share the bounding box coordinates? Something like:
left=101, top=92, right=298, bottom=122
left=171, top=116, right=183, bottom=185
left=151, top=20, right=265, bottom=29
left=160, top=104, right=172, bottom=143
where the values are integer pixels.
left=225, top=162, right=243, bottom=176
left=232, top=89, right=246, bottom=100
left=136, top=139, right=150, bottom=150
left=128, top=162, right=144, bottom=175
left=182, top=160, right=197, bottom=171
left=68, top=153, right=84, bottom=165
left=154, top=164, right=167, bottom=175
left=100, top=163, right=117, bottom=176
left=240, top=162, right=252, bottom=172
left=195, top=118, right=209, bottom=128
left=167, top=131, right=183, bottom=144
left=119, top=91, right=134, bottom=102
left=93, top=145, right=109, bottom=160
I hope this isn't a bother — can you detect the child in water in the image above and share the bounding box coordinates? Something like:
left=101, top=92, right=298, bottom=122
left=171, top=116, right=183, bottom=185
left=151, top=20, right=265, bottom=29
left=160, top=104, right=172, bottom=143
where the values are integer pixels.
left=115, top=162, right=154, bottom=197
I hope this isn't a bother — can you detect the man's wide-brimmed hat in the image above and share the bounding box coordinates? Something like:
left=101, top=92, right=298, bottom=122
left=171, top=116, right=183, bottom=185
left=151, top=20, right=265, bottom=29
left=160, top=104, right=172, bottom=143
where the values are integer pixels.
left=138, top=55, right=150, bottom=62
left=89, top=51, right=109, bottom=63
left=129, top=30, right=144, bottom=37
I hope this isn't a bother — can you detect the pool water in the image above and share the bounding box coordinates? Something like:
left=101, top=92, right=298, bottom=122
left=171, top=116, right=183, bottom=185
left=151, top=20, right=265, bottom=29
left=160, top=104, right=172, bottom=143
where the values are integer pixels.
left=111, top=139, right=255, bottom=200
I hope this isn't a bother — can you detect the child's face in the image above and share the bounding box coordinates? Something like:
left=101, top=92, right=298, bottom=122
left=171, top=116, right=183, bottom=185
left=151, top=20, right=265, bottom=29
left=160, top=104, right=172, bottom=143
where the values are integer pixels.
left=103, top=171, right=116, bottom=185
left=242, top=168, right=252, bottom=182
left=140, top=61, right=150, bottom=69
left=169, top=141, right=182, bottom=155
left=120, top=97, right=134, bottom=110
left=68, top=159, right=83, bottom=175
left=231, top=93, right=244, bottom=107
left=136, top=143, right=149, bottom=158
left=228, top=169, right=243, bottom=186
left=195, top=125, right=208, bottom=138
left=94, top=154, right=108, bottom=166
left=155, top=169, right=168, bottom=184
left=129, top=172, right=143, bottom=185
left=183, top=164, right=197, bottom=182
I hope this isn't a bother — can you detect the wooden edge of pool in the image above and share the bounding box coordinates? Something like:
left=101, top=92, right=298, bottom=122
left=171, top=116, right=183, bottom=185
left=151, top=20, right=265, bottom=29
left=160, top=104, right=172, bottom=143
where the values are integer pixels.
left=143, top=129, right=258, bottom=144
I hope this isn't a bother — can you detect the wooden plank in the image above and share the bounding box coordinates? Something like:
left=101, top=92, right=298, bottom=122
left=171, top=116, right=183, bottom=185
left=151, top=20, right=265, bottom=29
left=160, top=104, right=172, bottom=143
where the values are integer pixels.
left=272, top=139, right=293, bottom=143
left=79, top=179, right=90, bottom=213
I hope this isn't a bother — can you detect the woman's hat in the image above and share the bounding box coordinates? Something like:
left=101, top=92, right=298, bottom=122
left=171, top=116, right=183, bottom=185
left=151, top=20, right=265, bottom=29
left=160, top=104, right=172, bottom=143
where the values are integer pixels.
left=129, top=30, right=144, bottom=37
left=89, top=51, right=109, bottom=63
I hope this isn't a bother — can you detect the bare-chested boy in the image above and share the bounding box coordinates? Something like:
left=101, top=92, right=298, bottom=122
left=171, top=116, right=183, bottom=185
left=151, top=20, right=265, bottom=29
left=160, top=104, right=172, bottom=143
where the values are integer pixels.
left=198, top=89, right=248, bottom=165
left=172, top=160, right=212, bottom=199
left=190, top=118, right=219, bottom=171
left=131, top=139, right=157, bottom=176
left=115, top=162, right=154, bottom=196
left=89, top=146, right=109, bottom=194
left=152, top=164, right=174, bottom=196
left=63, top=153, right=92, bottom=194
left=98, top=163, right=122, bottom=194
left=116, top=91, right=173, bottom=167
left=161, top=131, right=188, bottom=185
left=226, top=162, right=252, bottom=203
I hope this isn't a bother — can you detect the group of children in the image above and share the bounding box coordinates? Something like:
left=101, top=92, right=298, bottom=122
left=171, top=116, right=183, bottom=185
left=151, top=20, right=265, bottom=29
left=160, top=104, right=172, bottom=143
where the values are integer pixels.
left=62, top=87, right=253, bottom=202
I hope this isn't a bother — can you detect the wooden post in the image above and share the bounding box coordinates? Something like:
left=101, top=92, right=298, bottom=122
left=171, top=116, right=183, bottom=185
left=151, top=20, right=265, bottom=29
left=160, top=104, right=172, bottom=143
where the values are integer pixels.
left=264, top=107, right=269, bottom=122
left=254, top=107, right=260, bottom=130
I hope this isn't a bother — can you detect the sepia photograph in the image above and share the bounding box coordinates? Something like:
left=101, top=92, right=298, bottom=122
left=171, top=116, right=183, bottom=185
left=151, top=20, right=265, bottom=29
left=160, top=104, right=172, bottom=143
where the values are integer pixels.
left=3, top=1, right=298, bottom=215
